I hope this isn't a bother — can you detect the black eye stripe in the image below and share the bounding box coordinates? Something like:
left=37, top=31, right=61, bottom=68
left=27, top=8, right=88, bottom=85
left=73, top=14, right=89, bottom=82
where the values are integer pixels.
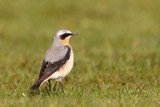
left=60, top=33, right=70, bottom=40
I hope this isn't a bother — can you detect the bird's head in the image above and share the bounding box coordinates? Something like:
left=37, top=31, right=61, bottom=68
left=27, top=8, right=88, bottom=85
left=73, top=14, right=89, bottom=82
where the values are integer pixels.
left=53, top=29, right=77, bottom=46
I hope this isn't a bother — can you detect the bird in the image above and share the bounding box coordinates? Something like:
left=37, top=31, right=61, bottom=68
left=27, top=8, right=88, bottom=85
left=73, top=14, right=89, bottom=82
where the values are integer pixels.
left=30, top=29, right=77, bottom=95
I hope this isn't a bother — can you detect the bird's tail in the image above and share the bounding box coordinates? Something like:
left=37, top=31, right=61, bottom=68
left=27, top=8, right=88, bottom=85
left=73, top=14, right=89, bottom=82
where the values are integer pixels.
left=30, top=84, right=40, bottom=90
left=30, top=80, right=41, bottom=90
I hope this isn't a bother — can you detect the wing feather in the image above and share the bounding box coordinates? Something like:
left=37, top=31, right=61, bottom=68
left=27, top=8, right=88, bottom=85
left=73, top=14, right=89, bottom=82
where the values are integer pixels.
left=38, top=60, right=48, bottom=79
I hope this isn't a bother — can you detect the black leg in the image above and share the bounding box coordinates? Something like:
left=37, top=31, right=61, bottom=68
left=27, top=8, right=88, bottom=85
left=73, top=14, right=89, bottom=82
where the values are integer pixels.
left=48, top=80, right=51, bottom=91
left=59, top=81, right=65, bottom=95
left=58, top=82, right=61, bottom=91
left=53, top=82, right=57, bottom=92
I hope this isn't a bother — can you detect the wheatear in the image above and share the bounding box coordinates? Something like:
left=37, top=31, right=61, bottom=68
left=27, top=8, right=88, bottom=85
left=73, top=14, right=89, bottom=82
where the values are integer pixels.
left=30, top=29, right=77, bottom=95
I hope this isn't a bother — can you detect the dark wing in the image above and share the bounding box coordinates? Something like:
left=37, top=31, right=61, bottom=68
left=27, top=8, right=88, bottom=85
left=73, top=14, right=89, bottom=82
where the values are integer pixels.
left=39, top=60, right=48, bottom=79
left=30, top=46, right=71, bottom=90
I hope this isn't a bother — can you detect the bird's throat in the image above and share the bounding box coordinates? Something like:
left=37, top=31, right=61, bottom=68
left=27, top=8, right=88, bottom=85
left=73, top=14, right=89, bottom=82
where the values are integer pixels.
left=59, top=38, right=72, bottom=48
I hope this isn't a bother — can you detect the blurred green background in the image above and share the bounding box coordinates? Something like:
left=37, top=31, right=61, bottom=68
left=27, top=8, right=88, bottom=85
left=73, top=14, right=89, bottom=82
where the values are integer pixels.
left=0, top=0, right=160, bottom=106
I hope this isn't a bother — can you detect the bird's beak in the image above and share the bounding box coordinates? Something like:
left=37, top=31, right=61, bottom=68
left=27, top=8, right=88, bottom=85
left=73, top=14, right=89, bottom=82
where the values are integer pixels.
left=70, top=33, right=78, bottom=36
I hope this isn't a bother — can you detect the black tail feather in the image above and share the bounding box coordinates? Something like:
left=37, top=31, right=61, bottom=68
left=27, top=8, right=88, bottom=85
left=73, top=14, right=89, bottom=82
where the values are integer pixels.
left=30, top=83, right=40, bottom=90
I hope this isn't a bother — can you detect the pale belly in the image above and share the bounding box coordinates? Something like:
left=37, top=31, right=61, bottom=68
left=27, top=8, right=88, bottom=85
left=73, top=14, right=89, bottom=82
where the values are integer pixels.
left=49, top=51, right=74, bottom=81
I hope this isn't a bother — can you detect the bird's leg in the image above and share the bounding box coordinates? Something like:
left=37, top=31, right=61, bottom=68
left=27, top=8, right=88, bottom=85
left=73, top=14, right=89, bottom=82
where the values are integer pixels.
left=59, top=81, right=65, bottom=95
left=53, top=82, right=57, bottom=92
left=48, top=80, right=51, bottom=91
left=58, top=82, right=61, bottom=91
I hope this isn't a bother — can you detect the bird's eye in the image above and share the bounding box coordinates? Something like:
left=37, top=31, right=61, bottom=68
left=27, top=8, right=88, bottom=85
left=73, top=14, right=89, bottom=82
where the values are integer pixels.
left=60, top=33, right=70, bottom=40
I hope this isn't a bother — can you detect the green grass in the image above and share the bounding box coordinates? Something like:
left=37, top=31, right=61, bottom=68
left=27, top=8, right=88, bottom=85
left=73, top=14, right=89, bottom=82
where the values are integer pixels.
left=0, top=0, right=160, bottom=106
